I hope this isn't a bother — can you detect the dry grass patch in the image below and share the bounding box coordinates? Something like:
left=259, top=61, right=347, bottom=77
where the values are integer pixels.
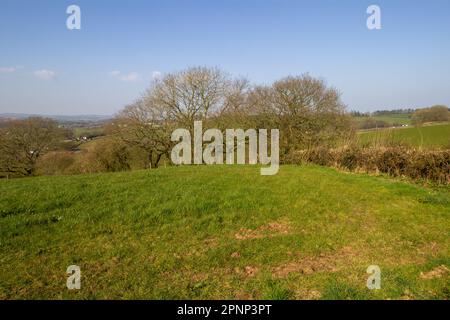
left=420, top=265, right=449, bottom=280
left=272, top=245, right=359, bottom=277
left=294, top=288, right=322, bottom=300
left=234, top=219, right=291, bottom=240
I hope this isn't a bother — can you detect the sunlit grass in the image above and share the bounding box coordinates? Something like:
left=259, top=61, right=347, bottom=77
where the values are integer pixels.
left=0, top=165, right=449, bottom=299
left=358, top=123, right=450, bottom=149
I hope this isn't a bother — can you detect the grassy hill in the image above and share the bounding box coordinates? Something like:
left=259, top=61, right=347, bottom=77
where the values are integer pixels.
left=0, top=165, right=449, bottom=299
left=358, top=123, right=450, bottom=149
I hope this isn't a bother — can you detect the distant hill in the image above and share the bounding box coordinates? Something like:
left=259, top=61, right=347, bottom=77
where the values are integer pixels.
left=0, top=113, right=112, bottom=122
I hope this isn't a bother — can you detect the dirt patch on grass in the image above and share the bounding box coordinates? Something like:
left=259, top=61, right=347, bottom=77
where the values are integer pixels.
left=420, top=265, right=449, bottom=280
left=294, top=288, right=322, bottom=300
left=203, top=237, right=219, bottom=249
left=184, top=238, right=219, bottom=258
left=232, top=266, right=260, bottom=277
left=234, top=289, right=255, bottom=299
left=234, top=220, right=291, bottom=240
left=190, top=273, right=209, bottom=283
left=244, top=266, right=259, bottom=277
left=188, top=264, right=260, bottom=286
left=417, top=242, right=440, bottom=257
left=272, top=245, right=359, bottom=277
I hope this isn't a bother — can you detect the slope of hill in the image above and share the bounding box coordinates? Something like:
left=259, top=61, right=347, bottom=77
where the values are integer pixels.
left=0, top=165, right=449, bottom=299
left=358, top=123, right=450, bottom=148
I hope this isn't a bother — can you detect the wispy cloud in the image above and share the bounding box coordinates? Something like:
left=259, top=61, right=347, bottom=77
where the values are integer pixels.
left=109, top=70, right=140, bottom=82
left=0, top=66, right=23, bottom=73
left=34, top=69, right=56, bottom=80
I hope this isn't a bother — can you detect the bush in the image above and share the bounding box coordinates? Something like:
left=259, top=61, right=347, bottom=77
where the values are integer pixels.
left=295, top=146, right=449, bottom=184
left=73, top=139, right=131, bottom=174
left=412, top=105, right=450, bottom=125
left=35, top=151, right=76, bottom=175
left=358, top=118, right=389, bottom=130
left=376, top=148, right=410, bottom=176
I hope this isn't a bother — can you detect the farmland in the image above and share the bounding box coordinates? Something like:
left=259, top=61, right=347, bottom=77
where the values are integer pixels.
left=357, top=123, right=450, bottom=149
left=353, top=113, right=413, bottom=127
left=1, top=165, right=449, bottom=299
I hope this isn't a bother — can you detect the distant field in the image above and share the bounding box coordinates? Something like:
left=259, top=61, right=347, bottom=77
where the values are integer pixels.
left=1, top=165, right=449, bottom=299
left=353, top=113, right=412, bottom=126
left=358, top=123, right=450, bottom=148
left=73, top=127, right=105, bottom=138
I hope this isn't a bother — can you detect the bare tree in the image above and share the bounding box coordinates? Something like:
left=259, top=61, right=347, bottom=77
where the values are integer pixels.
left=151, top=66, right=230, bottom=131
left=113, top=69, right=354, bottom=168
left=249, top=74, right=353, bottom=157
left=112, top=67, right=242, bottom=168
left=215, top=77, right=254, bottom=129
left=109, top=98, right=175, bottom=168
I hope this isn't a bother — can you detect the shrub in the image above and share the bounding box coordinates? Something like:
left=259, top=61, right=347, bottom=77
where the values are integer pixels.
left=297, top=146, right=449, bottom=184
left=358, top=118, right=389, bottom=130
left=412, top=105, right=450, bottom=125
left=73, top=139, right=131, bottom=174
left=35, top=151, right=76, bottom=175
left=376, top=148, right=410, bottom=176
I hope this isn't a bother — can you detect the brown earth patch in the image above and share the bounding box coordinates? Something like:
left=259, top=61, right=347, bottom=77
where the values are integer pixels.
left=231, top=252, right=241, bottom=258
left=234, top=290, right=254, bottom=299
left=234, top=220, right=291, bottom=240
left=204, top=237, right=219, bottom=248
left=191, top=273, right=208, bottom=283
left=244, top=266, right=259, bottom=277
left=420, top=265, right=449, bottom=280
left=294, top=289, right=322, bottom=300
left=400, top=289, right=415, bottom=300
left=233, top=265, right=260, bottom=277
left=417, top=242, right=440, bottom=257
left=184, top=238, right=219, bottom=258
left=272, top=245, right=359, bottom=277
left=187, top=264, right=258, bottom=285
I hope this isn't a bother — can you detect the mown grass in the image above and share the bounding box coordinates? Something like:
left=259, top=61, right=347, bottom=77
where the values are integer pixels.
left=358, top=123, right=450, bottom=149
left=0, top=165, right=449, bottom=299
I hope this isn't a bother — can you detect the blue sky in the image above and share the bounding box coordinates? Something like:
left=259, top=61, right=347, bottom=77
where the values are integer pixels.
left=1, top=0, right=449, bottom=115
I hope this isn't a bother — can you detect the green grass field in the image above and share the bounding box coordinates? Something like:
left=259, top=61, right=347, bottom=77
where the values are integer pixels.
left=358, top=123, right=450, bottom=149
left=0, top=165, right=449, bottom=299
left=73, top=126, right=105, bottom=139
left=353, top=114, right=412, bottom=126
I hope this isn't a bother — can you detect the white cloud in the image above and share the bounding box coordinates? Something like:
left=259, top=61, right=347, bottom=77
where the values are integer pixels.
left=109, top=70, right=140, bottom=82
left=152, top=71, right=162, bottom=81
left=120, top=72, right=140, bottom=82
left=34, top=69, right=56, bottom=80
left=0, top=66, right=21, bottom=73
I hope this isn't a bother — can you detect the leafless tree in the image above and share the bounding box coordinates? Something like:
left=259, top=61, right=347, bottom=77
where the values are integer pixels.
left=109, top=98, right=175, bottom=168
left=113, top=69, right=353, bottom=168
left=150, top=66, right=230, bottom=131
left=249, top=74, right=353, bottom=157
